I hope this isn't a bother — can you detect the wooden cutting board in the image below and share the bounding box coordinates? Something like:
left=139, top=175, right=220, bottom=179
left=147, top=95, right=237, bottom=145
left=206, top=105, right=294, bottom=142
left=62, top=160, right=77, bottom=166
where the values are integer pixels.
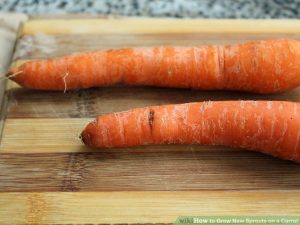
left=1, top=15, right=300, bottom=225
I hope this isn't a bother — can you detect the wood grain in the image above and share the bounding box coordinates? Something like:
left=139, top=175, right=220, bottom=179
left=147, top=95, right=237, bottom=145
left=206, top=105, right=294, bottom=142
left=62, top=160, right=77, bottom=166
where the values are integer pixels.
left=22, top=19, right=300, bottom=35
left=6, top=86, right=300, bottom=118
left=1, top=151, right=300, bottom=192
left=1, top=191, right=300, bottom=224
left=13, top=33, right=300, bottom=60
left=1, top=118, right=89, bottom=153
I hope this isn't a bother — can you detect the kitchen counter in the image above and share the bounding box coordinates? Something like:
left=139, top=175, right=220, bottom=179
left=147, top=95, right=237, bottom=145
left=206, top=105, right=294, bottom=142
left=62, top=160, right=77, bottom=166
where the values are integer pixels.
left=0, top=0, right=299, bottom=18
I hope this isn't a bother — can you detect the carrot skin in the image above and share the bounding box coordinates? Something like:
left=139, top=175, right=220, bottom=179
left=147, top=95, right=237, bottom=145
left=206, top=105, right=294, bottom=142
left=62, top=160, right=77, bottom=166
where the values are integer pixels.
left=81, top=101, right=300, bottom=163
left=9, top=39, right=300, bottom=93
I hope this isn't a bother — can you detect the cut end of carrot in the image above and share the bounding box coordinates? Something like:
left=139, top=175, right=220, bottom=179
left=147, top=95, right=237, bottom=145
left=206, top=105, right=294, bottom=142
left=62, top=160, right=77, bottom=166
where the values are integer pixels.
left=80, top=130, right=93, bottom=147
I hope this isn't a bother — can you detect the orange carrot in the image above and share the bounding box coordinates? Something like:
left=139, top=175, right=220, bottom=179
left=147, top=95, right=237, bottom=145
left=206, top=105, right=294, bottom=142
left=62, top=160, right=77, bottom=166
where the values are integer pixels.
left=8, top=39, right=300, bottom=93
left=81, top=101, right=300, bottom=163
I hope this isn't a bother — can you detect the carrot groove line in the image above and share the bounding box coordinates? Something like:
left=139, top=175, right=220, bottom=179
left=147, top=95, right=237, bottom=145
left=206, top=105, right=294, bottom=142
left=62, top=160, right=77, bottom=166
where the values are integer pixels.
left=81, top=101, right=300, bottom=163
left=8, top=39, right=300, bottom=93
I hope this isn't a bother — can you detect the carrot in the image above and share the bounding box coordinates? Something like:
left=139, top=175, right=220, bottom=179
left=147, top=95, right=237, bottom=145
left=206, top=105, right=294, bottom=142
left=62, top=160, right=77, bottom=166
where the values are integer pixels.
left=8, top=39, right=300, bottom=93
left=81, top=101, right=300, bottom=163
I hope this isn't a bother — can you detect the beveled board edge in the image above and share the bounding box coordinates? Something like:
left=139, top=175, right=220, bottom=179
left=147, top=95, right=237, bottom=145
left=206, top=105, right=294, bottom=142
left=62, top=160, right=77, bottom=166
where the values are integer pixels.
left=0, top=13, right=28, bottom=142
left=22, top=19, right=300, bottom=35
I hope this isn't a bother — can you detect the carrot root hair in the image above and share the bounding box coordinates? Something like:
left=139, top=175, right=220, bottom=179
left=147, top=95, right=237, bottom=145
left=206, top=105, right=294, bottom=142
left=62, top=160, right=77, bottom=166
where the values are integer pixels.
left=62, top=71, right=69, bottom=93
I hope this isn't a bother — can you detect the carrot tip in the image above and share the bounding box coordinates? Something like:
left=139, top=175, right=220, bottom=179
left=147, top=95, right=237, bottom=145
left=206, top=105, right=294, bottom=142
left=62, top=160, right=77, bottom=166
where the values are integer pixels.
left=79, top=133, right=84, bottom=143
left=6, top=70, right=24, bottom=80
